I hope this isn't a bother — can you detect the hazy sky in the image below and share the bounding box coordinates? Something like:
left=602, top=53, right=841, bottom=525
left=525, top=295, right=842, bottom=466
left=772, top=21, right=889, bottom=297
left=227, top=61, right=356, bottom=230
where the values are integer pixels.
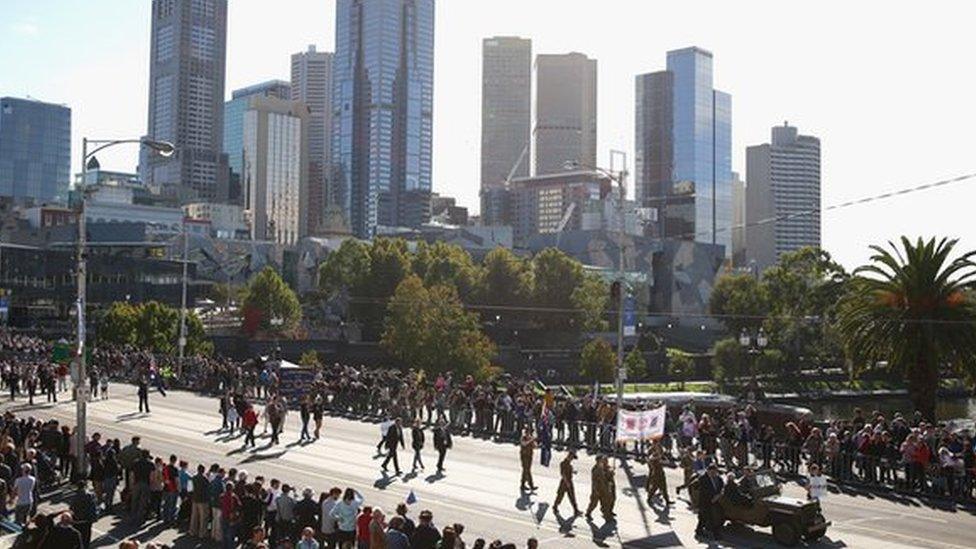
left=2, top=0, right=974, bottom=268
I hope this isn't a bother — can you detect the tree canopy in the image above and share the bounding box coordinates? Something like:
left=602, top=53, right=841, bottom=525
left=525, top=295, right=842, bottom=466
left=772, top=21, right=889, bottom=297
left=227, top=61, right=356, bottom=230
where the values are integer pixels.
left=241, top=267, right=302, bottom=335
left=836, top=237, right=976, bottom=421
left=98, top=301, right=212, bottom=356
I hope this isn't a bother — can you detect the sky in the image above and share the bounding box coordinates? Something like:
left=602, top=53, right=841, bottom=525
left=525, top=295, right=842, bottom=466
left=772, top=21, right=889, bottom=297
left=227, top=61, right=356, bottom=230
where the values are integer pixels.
left=1, top=0, right=974, bottom=269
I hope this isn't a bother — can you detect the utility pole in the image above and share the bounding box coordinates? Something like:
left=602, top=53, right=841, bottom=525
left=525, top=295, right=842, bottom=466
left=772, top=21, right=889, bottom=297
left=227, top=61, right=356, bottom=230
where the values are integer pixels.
left=611, top=150, right=628, bottom=411
left=75, top=137, right=90, bottom=478
left=177, top=219, right=188, bottom=377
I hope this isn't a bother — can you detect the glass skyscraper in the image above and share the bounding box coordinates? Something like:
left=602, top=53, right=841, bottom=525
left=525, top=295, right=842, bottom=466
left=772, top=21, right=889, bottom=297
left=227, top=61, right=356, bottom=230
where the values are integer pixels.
left=0, top=97, right=71, bottom=203
left=223, top=80, right=291, bottom=202
left=332, top=0, right=435, bottom=239
left=635, top=47, right=732, bottom=256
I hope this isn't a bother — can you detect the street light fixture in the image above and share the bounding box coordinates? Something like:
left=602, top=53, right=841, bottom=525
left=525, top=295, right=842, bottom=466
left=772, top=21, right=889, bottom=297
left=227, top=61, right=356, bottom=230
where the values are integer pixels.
left=739, top=327, right=768, bottom=402
left=74, top=137, right=175, bottom=478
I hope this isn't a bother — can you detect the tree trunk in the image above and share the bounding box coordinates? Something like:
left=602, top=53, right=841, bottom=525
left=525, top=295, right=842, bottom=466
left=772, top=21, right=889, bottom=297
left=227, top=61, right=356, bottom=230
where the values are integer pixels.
left=908, top=356, right=938, bottom=423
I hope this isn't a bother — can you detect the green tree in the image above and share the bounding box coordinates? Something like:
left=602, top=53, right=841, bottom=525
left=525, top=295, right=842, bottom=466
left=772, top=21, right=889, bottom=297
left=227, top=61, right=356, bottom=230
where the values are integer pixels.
left=667, top=348, right=694, bottom=390
left=836, top=237, right=976, bottom=421
left=412, top=241, right=482, bottom=299
left=299, top=350, right=321, bottom=368
left=571, top=273, right=609, bottom=332
left=97, top=301, right=211, bottom=356
left=711, top=337, right=748, bottom=386
left=710, top=272, right=769, bottom=335
left=318, top=239, right=371, bottom=298
left=382, top=275, right=495, bottom=376
left=579, top=338, right=616, bottom=383
left=476, top=247, right=533, bottom=326
left=241, top=267, right=302, bottom=334
left=532, top=248, right=585, bottom=331
left=624, top=346, right=649, bottom=382
left=762, top=247, right=848, bottom=369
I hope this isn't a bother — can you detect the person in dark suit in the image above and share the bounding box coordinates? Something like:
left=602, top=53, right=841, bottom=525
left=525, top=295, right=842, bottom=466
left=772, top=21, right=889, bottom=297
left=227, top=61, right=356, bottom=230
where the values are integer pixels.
left=137, top=378, right=150, bottom=413
left=433, top=419, right=452, bottom=474
left=381, top=418, right=405, bottom=475
left=411, top=419, right=426, bottom=472
left=696, top=464, right=724, bottom=540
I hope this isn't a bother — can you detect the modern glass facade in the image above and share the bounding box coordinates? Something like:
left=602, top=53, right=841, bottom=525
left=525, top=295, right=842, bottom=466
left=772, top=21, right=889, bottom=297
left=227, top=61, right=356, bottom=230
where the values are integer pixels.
left=224, top=81, right=291, bottom=202
left=534, top=53, right=597, bottom=176
left=332, top=0, right=435, bottom=238
left=291, top=46, right=334, bottom=234
left=0, top=97, right=71, bottom=203
left=635, top=47, right=732, bottom=257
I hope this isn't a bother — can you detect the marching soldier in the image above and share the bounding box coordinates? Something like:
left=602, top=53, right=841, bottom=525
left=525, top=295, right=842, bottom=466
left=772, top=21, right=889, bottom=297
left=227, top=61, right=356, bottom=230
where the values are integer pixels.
left=645, top=441, right=672, bottom=505
left=585, top=456, right=606, bottom=520
left=519, top=427, right=537, bottom=492
left=553, top=450, right=581, bottom=515
left=602, top=456, right=617, bottom=519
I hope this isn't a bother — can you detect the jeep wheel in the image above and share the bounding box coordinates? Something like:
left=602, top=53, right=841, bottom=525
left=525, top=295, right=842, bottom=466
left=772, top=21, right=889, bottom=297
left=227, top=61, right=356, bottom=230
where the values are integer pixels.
left=772, top=522, right=799, bottom=546
left=804, top=527, right=826, bottom=543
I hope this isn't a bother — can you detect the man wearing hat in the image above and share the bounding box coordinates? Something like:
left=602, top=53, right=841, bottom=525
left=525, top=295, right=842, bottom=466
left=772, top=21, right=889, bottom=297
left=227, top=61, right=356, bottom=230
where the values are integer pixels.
left=553, top=450, right=580, bottom=515
left=696, top=463, right=724, bottom=540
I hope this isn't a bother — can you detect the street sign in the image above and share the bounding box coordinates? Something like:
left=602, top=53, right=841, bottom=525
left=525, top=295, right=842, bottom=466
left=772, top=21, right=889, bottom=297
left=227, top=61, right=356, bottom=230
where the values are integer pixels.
left=623, top=295, right=637, bottom=337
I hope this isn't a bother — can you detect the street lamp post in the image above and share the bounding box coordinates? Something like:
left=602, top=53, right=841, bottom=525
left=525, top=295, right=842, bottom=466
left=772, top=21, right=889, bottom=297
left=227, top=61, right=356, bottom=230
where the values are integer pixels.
left=567, top=153, right=629, bottom=410
left=177, top=219, right=189, bottom=378
left=75, top=137, right=174, bottom=477
left=739, top=327, right=768, bottom=402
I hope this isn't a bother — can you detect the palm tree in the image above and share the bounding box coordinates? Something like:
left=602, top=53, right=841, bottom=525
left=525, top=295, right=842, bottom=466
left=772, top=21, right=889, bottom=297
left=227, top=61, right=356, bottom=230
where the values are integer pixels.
left=836, top=237, right=976, bottom=421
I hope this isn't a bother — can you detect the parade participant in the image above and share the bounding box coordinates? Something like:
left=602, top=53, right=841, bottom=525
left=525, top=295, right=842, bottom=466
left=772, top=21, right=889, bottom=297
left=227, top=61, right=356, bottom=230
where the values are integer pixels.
left=433, top=419, right=452, bottom=474
left=645, top=441, right=672, bottom=506
left=300, top=396, right=313, bottom=442
left=696, top=464, right=724, bottom=540
left=313, top=394, right=325, bottom=439
left=518, top=428, right=537, bottom=492
left=381, top=418, right=405, bottom=476
left=602, top=456, right=617, bottom=519
left=411, top=418, right=426, bottom=472
left=585, top=456, right=608, bottom=521
left=242, top=404, right=259, bottom=449
left=553, top=450, right=581, bottom=516
left=137, top=377, right=150, bottom=413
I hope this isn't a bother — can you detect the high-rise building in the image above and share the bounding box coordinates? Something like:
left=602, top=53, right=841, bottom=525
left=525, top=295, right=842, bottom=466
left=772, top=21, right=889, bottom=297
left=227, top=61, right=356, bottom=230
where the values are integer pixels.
left=0, top=97, right=71, bottom=203
left=746, top=122, right=821, bottom=271
left=731, top=171, right=747, bottom=267
left=291, top=45, right=334, bottom=235
left=224, top=80, right=292, bottom=203
left=332, top=0, right=435, bottom=239
left=534, top=53, right=597, bottom=175
left=509, top=170, right=612, bottom=245
left=242, top=96, right=309, bottom=245
left=480, top=36, right=531, bottom=224
left=635, top=47, right=732, bottom=256
left=143, top=0, right=230, bottom=203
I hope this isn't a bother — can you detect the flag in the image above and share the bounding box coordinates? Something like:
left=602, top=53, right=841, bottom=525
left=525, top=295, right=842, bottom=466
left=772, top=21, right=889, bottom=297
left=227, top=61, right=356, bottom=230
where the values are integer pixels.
left=406, top=490, right=417, bottom=505
left=615, top=405, right=666, bottom=442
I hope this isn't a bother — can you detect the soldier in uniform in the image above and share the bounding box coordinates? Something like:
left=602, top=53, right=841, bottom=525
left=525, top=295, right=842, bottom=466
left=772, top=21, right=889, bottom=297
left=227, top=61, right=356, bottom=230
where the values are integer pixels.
left=602, top=456, right=617, bottom=519
left=645, top=441, right=672, bottom=505
left=553, top=450, right=580, bottom=515
left=519, top=427, right=537, bottom=492
left=585, top=456, right=606, bottom=520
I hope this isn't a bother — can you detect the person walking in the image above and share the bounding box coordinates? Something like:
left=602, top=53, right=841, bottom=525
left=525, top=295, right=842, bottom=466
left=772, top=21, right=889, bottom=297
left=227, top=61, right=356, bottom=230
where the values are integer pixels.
left=300, top=396, right=312, bottom=442
left=381, top=418, right=405, bottom=476
left=137, top=378, right=150, bottom=414
left=313, top=395, right=325, bottom=439
left=696, top=464, right=724, bottom=540
left=585, top=456, right=607, bottom=521
left=242, top=405, right=259, bottom=448
left=553, top=451, right=581, bottom=516
left=433, top=420, right=452, bottom=474
left=411, top=419, right=425, bottom=472
left=645, top=442, right=672, bottom=506
left=518, top=428, right=537, bottom=492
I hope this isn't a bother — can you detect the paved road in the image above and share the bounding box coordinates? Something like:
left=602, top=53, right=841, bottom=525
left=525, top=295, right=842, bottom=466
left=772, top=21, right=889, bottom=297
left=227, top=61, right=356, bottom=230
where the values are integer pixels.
left=7, top=386, right=976, bottom=548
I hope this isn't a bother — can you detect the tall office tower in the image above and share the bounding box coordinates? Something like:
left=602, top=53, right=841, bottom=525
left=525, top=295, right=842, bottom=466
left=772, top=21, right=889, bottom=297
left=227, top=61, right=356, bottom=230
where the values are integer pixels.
left=534, top=53, right=597, bottom=176
left=332, top=0, right=435, bottom=239
left=143, top=0, right=230, bottom=203
left=0, top=97, right=71, bottom=202
left=480, top=36, right=531, bottom=225
left=746, top=122, right=821, bottom=271
left=634, top=47, right=732, bottom=256
left=242, top=96, right=309, bottom=245
left=224, top=81, right=292, bottom=203
left=731, top=171, right=747, bottom=267
left=291, top=45, right=334, bottom=235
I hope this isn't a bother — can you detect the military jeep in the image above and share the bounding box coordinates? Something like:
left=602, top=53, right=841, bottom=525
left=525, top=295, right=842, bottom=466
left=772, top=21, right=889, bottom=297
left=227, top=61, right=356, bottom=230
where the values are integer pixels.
left=712, top=470, right=830, bottom=546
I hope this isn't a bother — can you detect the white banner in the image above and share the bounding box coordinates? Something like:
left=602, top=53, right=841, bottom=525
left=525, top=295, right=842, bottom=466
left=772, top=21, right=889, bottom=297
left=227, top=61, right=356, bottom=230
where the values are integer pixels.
left=616, top=405, right=666, bottom=442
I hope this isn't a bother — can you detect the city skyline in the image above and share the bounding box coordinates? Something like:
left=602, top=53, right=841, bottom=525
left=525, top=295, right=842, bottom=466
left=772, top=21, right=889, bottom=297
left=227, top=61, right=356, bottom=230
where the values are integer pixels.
left=2, top=0, right=974, bottom=268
